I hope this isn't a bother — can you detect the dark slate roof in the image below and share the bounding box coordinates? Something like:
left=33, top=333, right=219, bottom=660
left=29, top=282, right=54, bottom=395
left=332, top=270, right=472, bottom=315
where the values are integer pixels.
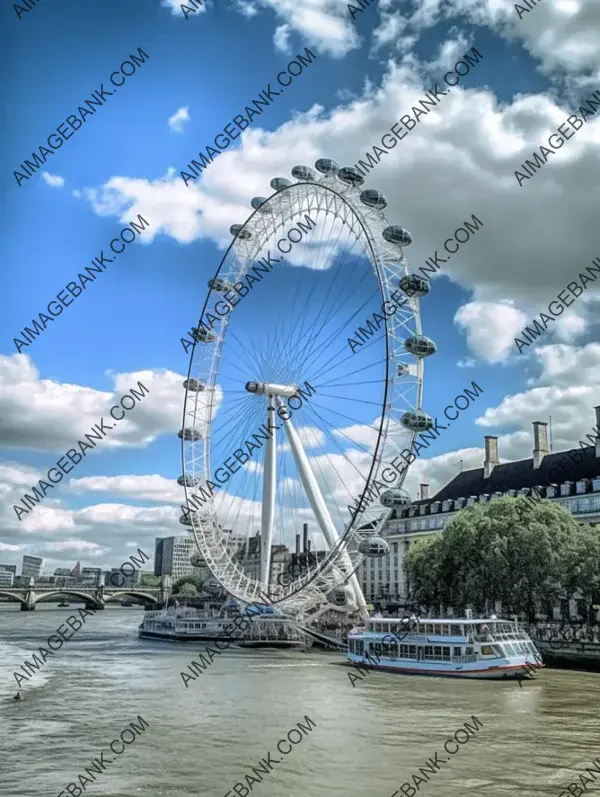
left=433, top=446, right=600, bottom=501
left=391, top=444, right=600, bottom=520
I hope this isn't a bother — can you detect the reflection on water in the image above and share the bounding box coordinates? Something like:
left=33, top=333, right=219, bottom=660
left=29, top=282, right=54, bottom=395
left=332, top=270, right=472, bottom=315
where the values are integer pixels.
left=0, top=603, right=597, bottom=797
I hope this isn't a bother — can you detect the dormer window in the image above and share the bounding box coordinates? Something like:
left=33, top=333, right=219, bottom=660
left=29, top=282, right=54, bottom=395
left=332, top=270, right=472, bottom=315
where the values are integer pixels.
left=576, top=480, right=587, bottom=495
left=593, top=478, right=600, bottom=492
left=442, top=500, right=452, bottom=512
left=546, top=485, right=556, bottom=498
left=560, top=482, right=571, bottom=497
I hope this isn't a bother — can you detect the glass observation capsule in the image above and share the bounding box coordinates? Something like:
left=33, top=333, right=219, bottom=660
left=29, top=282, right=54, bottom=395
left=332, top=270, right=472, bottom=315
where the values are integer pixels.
left=179, top=514, right=192, bottom=526
left=328, top=586, right=354, bottom=606
left=191, top=328, right=216, bottom=344
left=270, top=177, right=292, bottom=191
left=230, top=224, right=252, bottom=239
left=404, top=335, right=437, bottom=357
left=190, top=553, right=206, bottom=567
left=360, top=189, right=387, bottom=210
left=315, top=158, right=340, bottom=175
left=358, top=536, right=390, bottom=558
left=400, top=410, right=434, bottom=432
left=183, top=378, right=205, bottom=392
left=208, top=277, right=233, bottom=292
left=177, top=474, right=201, bottom=487
left=383, top=226, right=412, bottom=246
left=178, top=427, right=203, bottom=441
left=291, top=165, right=316, bottom=181
left=380, top=488, right=412, bottom=509
left=337, top=166, right=364, bottom=187
left=250, top=197, right=271, bottom=213
left=399, top=274, right=430, bottom=297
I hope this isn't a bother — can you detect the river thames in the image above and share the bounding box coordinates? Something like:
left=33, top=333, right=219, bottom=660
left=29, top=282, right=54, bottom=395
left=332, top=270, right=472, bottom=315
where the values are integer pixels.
left=1, top=604, right=599, bottom=797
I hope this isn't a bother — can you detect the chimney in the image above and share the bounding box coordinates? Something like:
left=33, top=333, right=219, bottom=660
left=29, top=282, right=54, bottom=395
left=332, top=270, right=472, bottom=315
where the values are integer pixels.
left=295, top=534, right=301, bottom=555
left=483, top=436, right=499, bottom=479
left=595, top=406, right=600, bottom=459
left=302, top=523, right=308, bottom=553
left=419, top=483, right=429, bottom=500
left=532, top=421, right=549, bottom=469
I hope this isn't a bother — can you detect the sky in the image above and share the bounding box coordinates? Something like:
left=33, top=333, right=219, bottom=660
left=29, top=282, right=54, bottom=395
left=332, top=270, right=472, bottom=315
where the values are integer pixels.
left=1, top=0, right=599, bottom=574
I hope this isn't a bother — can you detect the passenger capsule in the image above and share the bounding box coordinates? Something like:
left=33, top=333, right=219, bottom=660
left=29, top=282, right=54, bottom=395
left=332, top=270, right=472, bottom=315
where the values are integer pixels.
left=208, top=277, right=233, bottom=292
left=383, top=226, right=412, bottom=247
left=360, top=189, right=387, bottom=210
left=404, top=335, right=437, bottom=357
left=397, top=363, right=410, bottom=377
left=400, top=410, right=434, bottom=432
left=178, top=427, right=203, bottom=441
left=177, top=474, right=201, bottom=487
left=190, top=553, right=207, bottom=567
left=380, top=488, right=412, bottom=509
left=179, top=514, right=193, bottom=526
left=399, top=274, right=430, bottom=297
left=191, top=327, right=216, bottom=344
left=337, top=166, right=364, bottom=188
left=270, top=177, right=292, bottom=191
left=315, top=158, right=340, bottom=175
left=250, top=197, right=271, bottom=213
left=328, top=585, right=355, bottom=607
left=358, top=536, right=390, bottom=558
left=183, top=378, right=205, bottom=392
left=230, top=224, right=252, bottom=240
left=291, top=165, right=316, bottom=181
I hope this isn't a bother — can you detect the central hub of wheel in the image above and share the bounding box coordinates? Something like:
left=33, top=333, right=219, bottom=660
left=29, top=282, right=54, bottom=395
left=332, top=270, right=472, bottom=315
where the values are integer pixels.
left=245, top=381, right=299, bottom=398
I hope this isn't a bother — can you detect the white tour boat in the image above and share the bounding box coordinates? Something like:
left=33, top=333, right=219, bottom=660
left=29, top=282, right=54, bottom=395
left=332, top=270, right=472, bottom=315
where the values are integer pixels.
left=347, top=614, right=544, bottom=679
left=139, top=604, right=306, bottom=649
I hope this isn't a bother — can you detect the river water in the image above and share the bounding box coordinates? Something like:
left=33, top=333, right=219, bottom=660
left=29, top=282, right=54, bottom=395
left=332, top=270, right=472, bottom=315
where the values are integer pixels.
left=1, top=604, right=598, bottom=797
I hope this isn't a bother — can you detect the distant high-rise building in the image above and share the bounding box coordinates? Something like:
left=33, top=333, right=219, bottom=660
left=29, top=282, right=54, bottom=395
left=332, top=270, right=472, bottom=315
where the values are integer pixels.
left=154, top=535, right=198, bottom=580
left=0, top=569, right=14, bottom=587
left=21, top=555, right=42, bottom=579
left=81, top=567, right=102, bottom=584
left=0, top=564, right=17, bottom=575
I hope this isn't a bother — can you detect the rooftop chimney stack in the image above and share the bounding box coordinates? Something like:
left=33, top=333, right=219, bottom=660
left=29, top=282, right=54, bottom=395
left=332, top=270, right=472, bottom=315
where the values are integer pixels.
left=295, top=534, right=301, bottom=555
left=483, top=436, right=499, bottom=479
left=302, top=523, right=308, bottom=553
left=595, top=406, right=600, bottom=459
left=532, top=421, right=549, bottom=469
left=419, top=483, right=429, bottom=500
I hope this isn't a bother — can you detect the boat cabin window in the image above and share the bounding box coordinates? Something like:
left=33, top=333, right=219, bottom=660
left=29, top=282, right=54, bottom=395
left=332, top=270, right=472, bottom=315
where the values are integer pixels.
left=434, top=624, right=442, bottom=635
left=373, top=622, right=383, bottom=633
left=481, top=645, right=494, bottom=656
left=453, top=647, right=462, bottom=656
left=505, top=643, right=516, bottom=656
left=356, top=640, right=364, bottom=655
left=441, top=625, right=450, bottom=636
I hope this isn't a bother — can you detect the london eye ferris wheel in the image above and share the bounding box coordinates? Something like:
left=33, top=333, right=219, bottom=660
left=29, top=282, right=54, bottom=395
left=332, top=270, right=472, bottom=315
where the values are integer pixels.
left=178, top=158, right=436, bottom=622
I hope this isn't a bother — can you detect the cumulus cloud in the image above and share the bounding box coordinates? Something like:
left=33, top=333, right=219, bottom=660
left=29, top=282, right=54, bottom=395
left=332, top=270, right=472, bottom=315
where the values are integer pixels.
left=168, top=106, right=191, bottom=133
left=0, top=354, right=185, bottom=453
left=41, top=172, right=65, bottom=188
left=454, top=301, right=528, bottom=364
left=162, top=0, right=206, bottom=15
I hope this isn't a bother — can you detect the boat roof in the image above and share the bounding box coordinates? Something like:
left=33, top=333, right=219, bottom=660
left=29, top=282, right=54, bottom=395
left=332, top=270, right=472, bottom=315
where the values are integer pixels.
left=368, top=617, right=513, bottom=624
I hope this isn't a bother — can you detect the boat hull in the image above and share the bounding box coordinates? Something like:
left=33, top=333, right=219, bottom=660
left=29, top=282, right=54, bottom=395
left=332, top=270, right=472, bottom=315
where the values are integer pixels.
left=139, top=629, right=232, bottom=642
left=347, top=655, right=544, bottom=679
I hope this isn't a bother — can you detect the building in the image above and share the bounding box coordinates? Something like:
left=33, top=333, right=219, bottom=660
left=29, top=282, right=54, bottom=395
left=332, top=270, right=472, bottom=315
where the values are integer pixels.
left=0, top=569, right=14, bottom=587
left=53, top=568, right=72, bottom=577
left=106, top=567, right=140, bottom=588
left=21, top=555, right=42, bottom=580
left=0, top=564, right=17, bottom=576
left=154, top=535, right=198, bottom=580
left=237, top=532, right=292, bottom=585
left=360, top=407, right=600, bottom=610
left=81, top=567, right=102, bottom=585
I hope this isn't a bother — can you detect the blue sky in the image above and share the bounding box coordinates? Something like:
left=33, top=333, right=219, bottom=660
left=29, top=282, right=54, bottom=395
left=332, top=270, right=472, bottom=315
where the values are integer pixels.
left=1, top=0, right=599, bottom=571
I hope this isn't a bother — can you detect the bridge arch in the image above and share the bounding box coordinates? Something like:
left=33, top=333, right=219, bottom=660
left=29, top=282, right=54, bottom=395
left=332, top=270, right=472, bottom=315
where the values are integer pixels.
left=33, top=590, right=104, bottom=606
left=0, top=590, right=27, bottom=606
left=101, top=591, right=160, bottom=605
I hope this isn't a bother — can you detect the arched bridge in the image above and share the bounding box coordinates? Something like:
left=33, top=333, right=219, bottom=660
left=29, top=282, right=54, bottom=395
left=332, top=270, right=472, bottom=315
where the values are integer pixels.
left=0, top=583, right=172, bottom=611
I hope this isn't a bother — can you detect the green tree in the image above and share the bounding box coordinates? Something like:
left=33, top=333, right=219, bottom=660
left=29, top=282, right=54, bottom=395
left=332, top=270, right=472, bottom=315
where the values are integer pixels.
left=172, top=574, right=204, bottom=595
left=404, top=496, right=587, bottom=622
left=178, top=582, right=199, bottom=598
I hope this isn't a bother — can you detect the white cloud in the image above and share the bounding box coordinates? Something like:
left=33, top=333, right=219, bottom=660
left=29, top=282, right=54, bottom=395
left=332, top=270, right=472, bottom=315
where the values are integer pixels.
left=41, top=172, right=65, bottom=188
left=454, top=301, right=528, bottom=364
left=66, top=474, right=181, bottom=504
left=0, top=354, right=185, bottom=453
left=168, top=106, right=191, bottom=133
left=162, top=0, right=206, bottom=15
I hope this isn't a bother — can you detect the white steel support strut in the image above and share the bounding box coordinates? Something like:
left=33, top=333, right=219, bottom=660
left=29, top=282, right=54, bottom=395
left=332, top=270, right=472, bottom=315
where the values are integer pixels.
left=260, top=397, right=277, bottom=593
left=276, top=397, right=367, bottom=612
